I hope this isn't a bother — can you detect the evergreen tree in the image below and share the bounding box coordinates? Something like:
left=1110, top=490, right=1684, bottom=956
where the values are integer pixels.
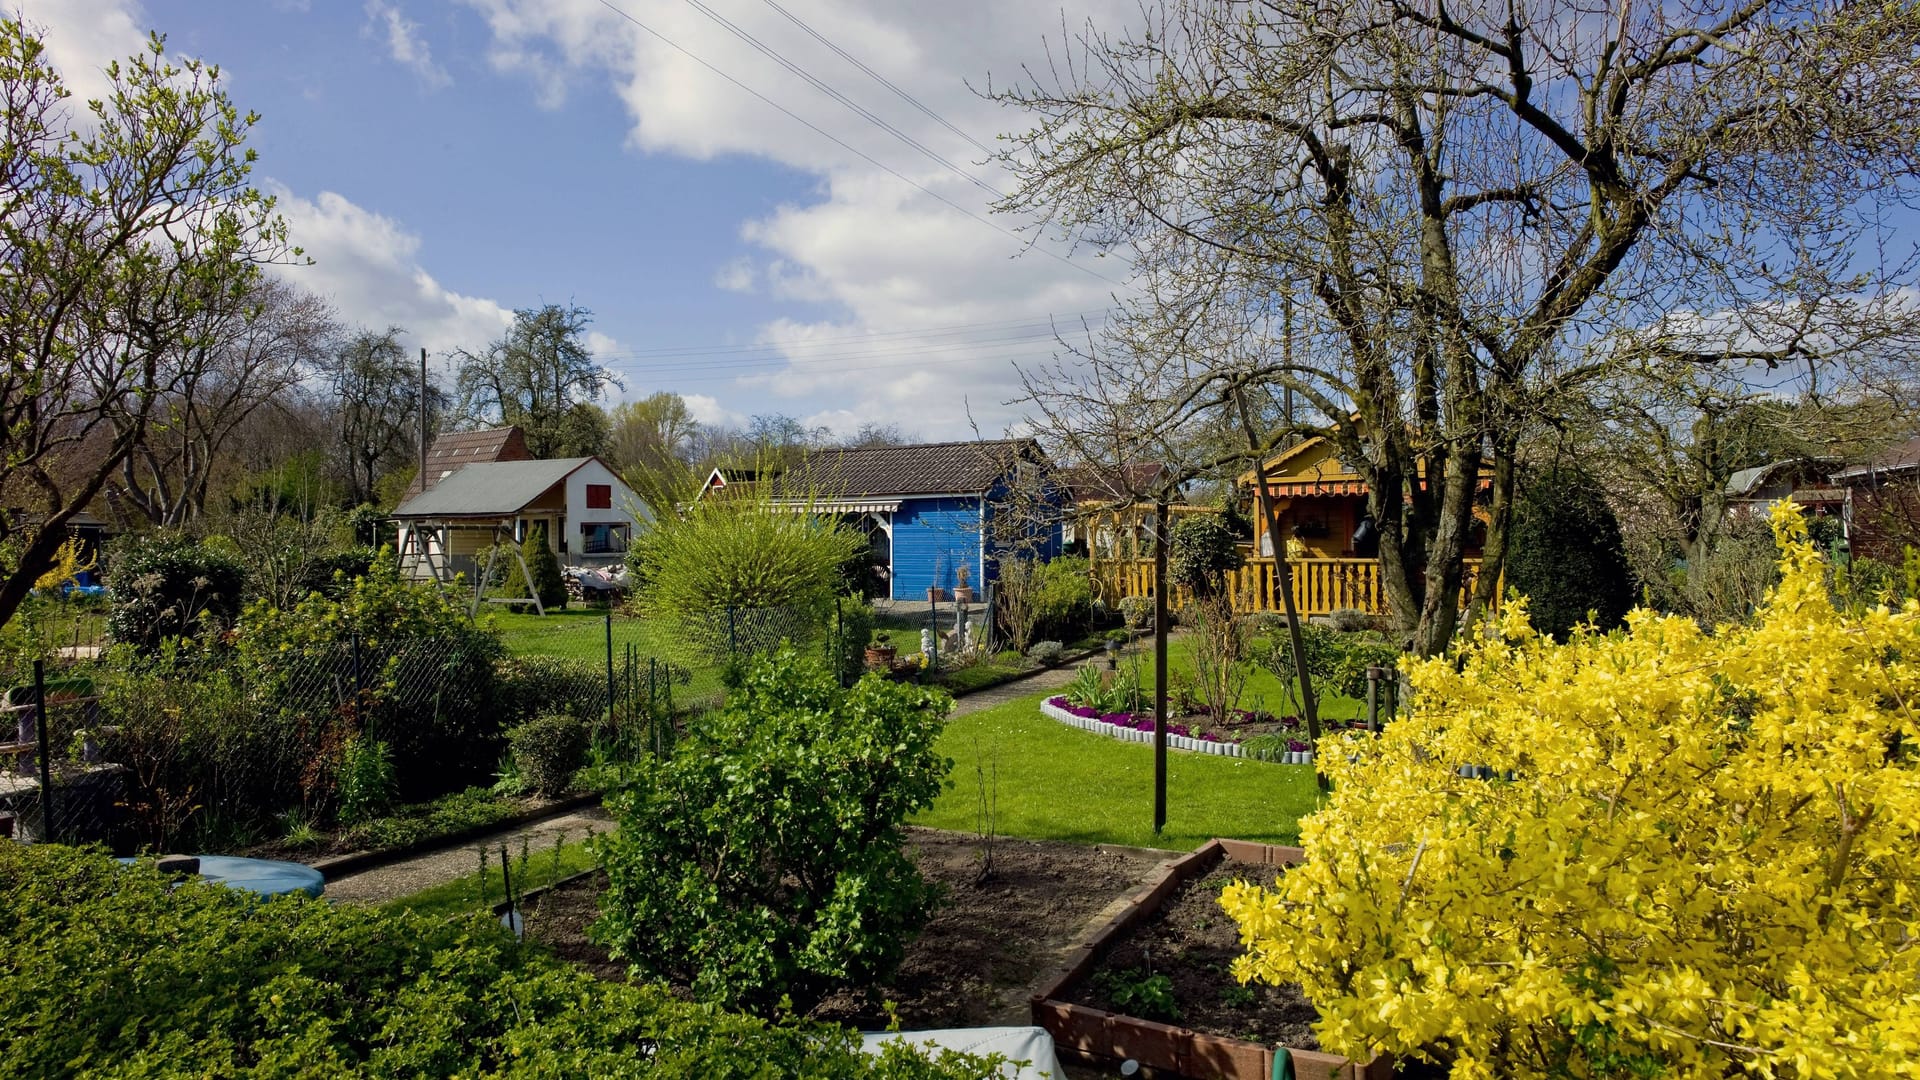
left=520, top=522, right=568, bottom=611
left=1507, top=465, right=1632, bottom=641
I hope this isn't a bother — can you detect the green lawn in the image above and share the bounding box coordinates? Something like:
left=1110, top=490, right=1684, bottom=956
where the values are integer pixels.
left=488, top=608, right=665, bottom=661
left=1100, top=632, right=1369, bottom=722
left=914, top=690, right=1325, bottom=850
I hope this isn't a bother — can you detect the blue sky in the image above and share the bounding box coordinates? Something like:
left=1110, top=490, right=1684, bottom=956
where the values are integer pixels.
left=26, top=0, right=1130, bottom=438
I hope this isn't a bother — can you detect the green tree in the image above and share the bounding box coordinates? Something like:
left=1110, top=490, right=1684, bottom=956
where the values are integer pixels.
left=594, top=649, right=951, bottom=1014
left=0, top=22, right=294, bottom=631
left=1506, top=464, right=1632, bottom=642
left=521, top=521, right=568, bottom=611
left=452, top=304, right=618, bottom=459
left=608, top=391, right=700, bottom=513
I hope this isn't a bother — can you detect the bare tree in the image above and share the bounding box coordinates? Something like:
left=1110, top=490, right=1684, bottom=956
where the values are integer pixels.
left=0, top=22, right=294, bottom=630
left=324, top=326, right=444, bottom=507
left=109, top=278, right=334, bottom=527
left=993, top=0, right=1920, bottom=654
left=453, top=304, right=618, bottom=458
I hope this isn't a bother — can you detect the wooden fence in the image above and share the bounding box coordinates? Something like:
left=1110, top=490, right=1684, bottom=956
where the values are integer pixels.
left=1093, top=556, right=1489, bottom=618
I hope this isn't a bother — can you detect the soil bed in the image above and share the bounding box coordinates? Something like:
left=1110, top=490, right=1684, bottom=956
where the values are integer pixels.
left=519, top=827, right=1166, bottom=1029
left=1065, top=859, right=1321, bottom=1050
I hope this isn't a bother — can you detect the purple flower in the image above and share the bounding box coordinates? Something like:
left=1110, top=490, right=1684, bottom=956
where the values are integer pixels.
left=1286, top=738, right=1309, bottom=753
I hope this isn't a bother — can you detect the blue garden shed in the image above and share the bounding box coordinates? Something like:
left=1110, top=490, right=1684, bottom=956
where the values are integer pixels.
left=772, top=439, right=1062, bottom=601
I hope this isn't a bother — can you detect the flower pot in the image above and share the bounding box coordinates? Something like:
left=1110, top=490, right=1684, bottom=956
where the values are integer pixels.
left=953, top=585, right=975, bottom=604
left=864, top=646, right=897, bottom=668
left=926, top=587, right=947, bottom=603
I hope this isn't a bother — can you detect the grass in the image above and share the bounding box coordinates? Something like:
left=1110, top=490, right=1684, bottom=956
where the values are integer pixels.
left=1092, top=633, right=1369, bottom=722
left=914, top=690, right=1325, bottom=850
left=385, top=836, right=602, bottom=921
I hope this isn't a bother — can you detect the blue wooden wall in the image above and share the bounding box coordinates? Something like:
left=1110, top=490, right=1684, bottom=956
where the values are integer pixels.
left=891, top=496, right=982, bottom=599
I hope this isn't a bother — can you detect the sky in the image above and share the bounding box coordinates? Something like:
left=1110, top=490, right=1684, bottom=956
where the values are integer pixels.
left=22, top=0, right=1135, bottom=439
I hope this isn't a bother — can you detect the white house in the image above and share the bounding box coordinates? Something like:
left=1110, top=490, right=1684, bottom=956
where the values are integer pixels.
left=391, top=455, right=650, bottom=583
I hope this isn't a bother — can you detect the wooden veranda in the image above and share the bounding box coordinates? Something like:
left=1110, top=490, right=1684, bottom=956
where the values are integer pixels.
left=1092, top=554, right=1492, bottom=618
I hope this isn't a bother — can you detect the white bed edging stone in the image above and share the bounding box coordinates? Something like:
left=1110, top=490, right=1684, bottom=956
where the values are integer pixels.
left=1039, top=697, right=1317, bottom=763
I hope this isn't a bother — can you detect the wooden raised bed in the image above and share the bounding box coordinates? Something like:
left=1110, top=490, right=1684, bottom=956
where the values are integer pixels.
left=1030, top=838, right=1391, bottom=1080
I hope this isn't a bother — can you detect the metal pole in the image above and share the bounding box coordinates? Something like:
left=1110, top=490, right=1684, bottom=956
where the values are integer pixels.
left=728, top=607, right=738, bottom=658
left=1366, top=665, right=1381, bottom=733
left=350, top=634, right=364, bottom=730
left=604, top=608, right=615, bottom=723
left=1153, top=500, right=1169, bottom=835
left=836, top=598, right=846, bottom=687
left=33, top=659, right=52, bottom=843
left=929, top=590, right=939, bottom=670
left=418, top=346, right=430, bottom=488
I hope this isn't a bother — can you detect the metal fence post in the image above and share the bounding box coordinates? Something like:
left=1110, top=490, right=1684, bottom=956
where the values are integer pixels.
left=33, top=659, right=52, bottom=844
left=350, top=633, right=364, bottom=728
left=835, top=598, right=846, bottom=688
left=604, top=608, right=615, bottom=723
left=728, top=607, right=738, bottom=658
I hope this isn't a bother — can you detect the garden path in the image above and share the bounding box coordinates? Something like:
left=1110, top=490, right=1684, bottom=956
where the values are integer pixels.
left=324, top=664, right=1085, bottom=907
left=321, top=806, right=612, bottom=906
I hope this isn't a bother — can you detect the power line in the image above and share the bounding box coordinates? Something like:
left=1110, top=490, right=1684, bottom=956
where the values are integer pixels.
left=755, top=0, right=995, bottom=156
left=591, top=310, right=1110, bottom=360
left=675, top=0, right=1000, bottom=199
left=591, top=0, right=1127, bottom=288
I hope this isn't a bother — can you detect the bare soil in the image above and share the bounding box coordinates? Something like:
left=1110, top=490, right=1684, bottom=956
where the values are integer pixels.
left=518, top=827, right=1167, bottom=1029
left=1066, top=859, right=1321, bottom=1050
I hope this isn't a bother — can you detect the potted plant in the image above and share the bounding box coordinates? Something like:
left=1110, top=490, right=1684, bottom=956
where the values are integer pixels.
left=953, top=565, right=975, bottom=605
left=1104, top=627, right=1130, bottom=668
left=865, top=632, right=898, bottom=669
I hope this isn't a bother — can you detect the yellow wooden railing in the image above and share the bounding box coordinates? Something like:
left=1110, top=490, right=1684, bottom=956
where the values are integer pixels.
left=1093, top=557, right=1489, bottom=617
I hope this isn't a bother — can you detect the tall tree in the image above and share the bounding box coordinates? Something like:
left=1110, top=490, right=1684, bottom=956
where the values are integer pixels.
left=109, top=278, right=334, bottom=527
left=995, top=0, right=1920, bottom=654
left=453, top=304, right=618, bottom=458
left=0, top=22, right=294, bottom=630
left=608, top=392, right=700, bottom=512
left=325, top=326, right=444, bottom=506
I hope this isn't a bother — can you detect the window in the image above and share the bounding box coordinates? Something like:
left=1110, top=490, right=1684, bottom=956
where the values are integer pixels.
left=585, top=483, right=612, bottom=509
left=580, top=522, right=629, bottom=555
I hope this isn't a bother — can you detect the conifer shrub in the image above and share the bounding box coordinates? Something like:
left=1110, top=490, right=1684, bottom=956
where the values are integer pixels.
left=522, top=521, right=569, bottom=610
left=594, top=648, right=951, bottom=1014
left=1505, top=463, right=1632, bottom=640
left=1221, top=503, right=1920, bottom=1078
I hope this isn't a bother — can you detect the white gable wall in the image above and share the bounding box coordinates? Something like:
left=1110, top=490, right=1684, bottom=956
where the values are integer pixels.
left=562, top=458, right=649, bottom=564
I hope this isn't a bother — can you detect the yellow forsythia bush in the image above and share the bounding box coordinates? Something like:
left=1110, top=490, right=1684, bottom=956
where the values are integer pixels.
left=1221, top=502, right=1920, bottom=1079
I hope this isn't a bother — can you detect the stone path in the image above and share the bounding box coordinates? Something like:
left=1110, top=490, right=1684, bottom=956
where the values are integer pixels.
left=320, top=665, right=1084, bottom=906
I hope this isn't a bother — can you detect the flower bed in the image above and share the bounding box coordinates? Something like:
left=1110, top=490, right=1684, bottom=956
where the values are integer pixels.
left=1041, top=697, right=1333, bottom=762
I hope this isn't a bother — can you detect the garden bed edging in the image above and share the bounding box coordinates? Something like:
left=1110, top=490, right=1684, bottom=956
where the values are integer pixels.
left=1029, top=838, right=1391, bottom=1080
left=1039, top=698, right=1314, bottom=763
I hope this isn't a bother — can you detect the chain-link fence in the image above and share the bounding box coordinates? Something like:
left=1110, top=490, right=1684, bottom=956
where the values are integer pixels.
left=2, top=600, right=849, bottom=851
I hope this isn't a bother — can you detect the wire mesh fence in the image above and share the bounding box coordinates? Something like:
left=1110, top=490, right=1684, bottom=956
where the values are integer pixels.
left=1, top=600, right=850, bottom=851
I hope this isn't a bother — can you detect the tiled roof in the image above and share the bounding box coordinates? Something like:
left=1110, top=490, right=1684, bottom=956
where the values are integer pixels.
left=1056, top=462, right=1171, bottom=504
left=403, top=426, right=532, bottom=498
left=1834, top=435, right=1920, bottom=482
left=772, top=439, right=1040, bottom=499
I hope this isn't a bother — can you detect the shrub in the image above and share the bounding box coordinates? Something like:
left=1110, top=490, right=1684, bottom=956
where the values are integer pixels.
left=335, top=735, right=396, bottom=825
left=1170, top=513, right=1242, bottom=597
left=524, top=522, right=568, bottom=610
left=508, top=713, right=588, bottom=796
left=0, top=843, right=995, bottom=1079
left=1031, top=555, right=1094, bottom=640
left=1118, top=595, right=1153, bottom=628
left=628, top=496, right=863, bottom=622
left=829, top=594, right=877, bottom=686
left=595, top=649, right=951, bottom=1014
left=1506, top=463, right=1633, bottom=640
left=1250, top=620, right=1399, bottom=705
left=105, top=532, right=246, bottom=648
left=1026, top=640, right=1064, bottom=665
left=1221, top=503, right=1920, bottom=1078
left=494, top=655, right=605, bottom=725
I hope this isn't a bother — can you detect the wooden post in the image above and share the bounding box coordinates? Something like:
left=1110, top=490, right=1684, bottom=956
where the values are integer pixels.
left=1153, top=499, right=1169, bottom=835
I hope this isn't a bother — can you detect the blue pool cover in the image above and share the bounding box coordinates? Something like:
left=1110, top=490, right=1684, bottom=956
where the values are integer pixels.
left=118, top=855, right=325, bottom=899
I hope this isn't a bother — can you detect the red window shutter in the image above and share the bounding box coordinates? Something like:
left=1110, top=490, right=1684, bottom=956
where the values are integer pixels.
left=586, top=484, right=612, bottom=509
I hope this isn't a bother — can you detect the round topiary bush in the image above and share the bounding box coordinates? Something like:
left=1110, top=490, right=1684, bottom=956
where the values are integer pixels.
left=105, top=532, right=246, bottom=648
left=508, top=713, right=588, bottom=796
left=1170, top=513, right=1242, bottom=597
left=1506, top=463, right=1632, bottom=641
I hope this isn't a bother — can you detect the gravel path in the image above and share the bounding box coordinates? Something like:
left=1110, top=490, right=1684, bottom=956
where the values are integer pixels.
left=321, top=807, right=613, bottom=905
left=322, top=666, right=1085, bottom=906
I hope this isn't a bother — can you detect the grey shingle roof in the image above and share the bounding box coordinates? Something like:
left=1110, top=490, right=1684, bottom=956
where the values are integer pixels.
left=391, top=458, right=590, bottom=518
left=772, top=439, right=1040, bottom=499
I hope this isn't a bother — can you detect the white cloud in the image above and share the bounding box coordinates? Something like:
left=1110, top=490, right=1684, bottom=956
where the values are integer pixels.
left=266, top=183, right=515, bottom=365
left=459, top=0, right=1135, bottom=437
left=682, top=393, right=747, bottom=429
left=365, top=1, right=450, bottom=88
left=15, top=0, right=150, bottom=105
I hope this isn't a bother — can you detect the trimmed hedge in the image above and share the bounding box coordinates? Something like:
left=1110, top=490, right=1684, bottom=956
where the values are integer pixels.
left=0, top=843, right=1000, bottom=1079
left=1507, top=464, right=1633, bottom=641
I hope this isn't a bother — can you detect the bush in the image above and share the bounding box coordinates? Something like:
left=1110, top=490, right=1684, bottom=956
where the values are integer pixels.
left=105, top=532, right=246, bottom=648
left=1170, top=513, right=1242, bottom=597
left=495, top=655, right=606, bottom=725
left=1026, top=640, right=1064, bottom=665
left=1250, top=620, right=1399, bottom=705
left=297, top=545, right=379, bottom=600
left=595, top=649, right=951, bottom=1014
left=1506, top=464, right=1633, bottom=640
left=1118, top=595, right=1153, bottom=628
left=829, top=595, right=877, bottom=686
left=628, top=496, right=863, bottom=622
left=234, top=558, right=505, bottom=802
left=0, top=843, right=996, bottom=1079
left=1031, top=555, right=1094, bottom=641
left=524, top=522, right=568, bottom=610
left=508, top=713, right=588, bottom=796
left=1221, top=503, right=1920, bottom=1078
left=335, top=735, right=396, bottom=825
